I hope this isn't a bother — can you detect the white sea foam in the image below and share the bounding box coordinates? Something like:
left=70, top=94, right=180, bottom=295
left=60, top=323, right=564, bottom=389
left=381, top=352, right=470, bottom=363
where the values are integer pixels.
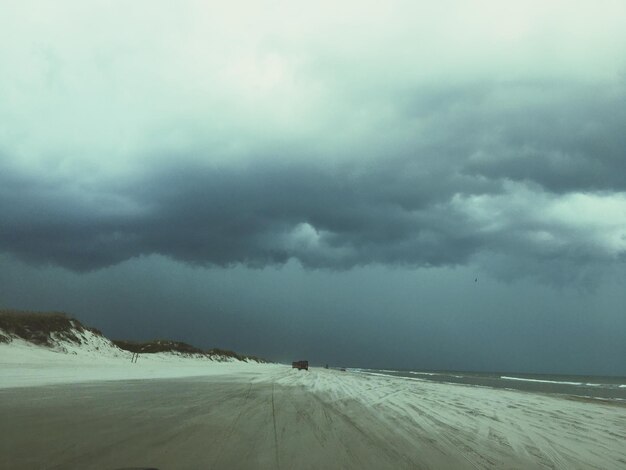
left=501, top=376, right=583, bottom=386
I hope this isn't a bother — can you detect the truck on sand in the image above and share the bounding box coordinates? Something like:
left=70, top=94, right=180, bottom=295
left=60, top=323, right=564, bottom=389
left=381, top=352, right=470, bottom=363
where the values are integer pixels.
left=292, top=360, right=309, bottom=371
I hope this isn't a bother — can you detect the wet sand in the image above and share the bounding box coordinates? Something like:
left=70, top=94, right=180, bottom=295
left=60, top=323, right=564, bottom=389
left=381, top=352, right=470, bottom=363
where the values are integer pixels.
left=0, top=376, right=452, bottom=470
left=1, top=368, right=625, bottom=469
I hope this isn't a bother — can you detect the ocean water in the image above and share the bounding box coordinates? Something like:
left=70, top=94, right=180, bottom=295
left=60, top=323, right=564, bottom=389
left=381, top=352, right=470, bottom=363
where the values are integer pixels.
left=354, top=369, right=626, bottom=401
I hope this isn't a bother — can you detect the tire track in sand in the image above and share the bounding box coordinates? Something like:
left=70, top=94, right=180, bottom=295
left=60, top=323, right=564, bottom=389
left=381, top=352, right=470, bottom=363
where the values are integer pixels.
left=271, top=381, right=281, bottom=470
left=209, top=382, right=253, bottom=469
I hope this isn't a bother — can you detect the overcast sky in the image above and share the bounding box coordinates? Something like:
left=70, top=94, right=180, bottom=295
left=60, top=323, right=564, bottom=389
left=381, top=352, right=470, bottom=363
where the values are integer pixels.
left=1, top=1, right=625, bottom=374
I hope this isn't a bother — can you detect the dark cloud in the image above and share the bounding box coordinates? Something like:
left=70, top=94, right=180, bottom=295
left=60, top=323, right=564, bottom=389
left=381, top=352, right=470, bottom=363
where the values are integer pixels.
left=458, top=82, right=626, bottom=193
left=2, top=80, right=626, bottom=276
left=0, top=157, right=487, bottom=271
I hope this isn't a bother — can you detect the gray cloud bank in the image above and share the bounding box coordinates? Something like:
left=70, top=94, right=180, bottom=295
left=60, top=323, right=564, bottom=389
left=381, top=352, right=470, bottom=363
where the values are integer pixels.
left=2, top=82, right=625, bottom=278
left=1, top=1, right=626, bottom=282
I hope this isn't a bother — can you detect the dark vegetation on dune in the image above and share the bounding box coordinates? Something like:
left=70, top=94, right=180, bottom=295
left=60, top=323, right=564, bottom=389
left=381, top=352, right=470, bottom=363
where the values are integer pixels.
left=0, top=309, right=267, bottom=363
left=112, top=339, right=266, bottom=362
left=0, top=309, right=101, bottom=346
left=113, top=339, right=206, bottom=355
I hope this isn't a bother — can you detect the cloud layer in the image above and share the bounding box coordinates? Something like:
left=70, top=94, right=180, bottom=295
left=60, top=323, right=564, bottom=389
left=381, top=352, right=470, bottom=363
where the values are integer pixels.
left=1, top=1, right=626, bottom=281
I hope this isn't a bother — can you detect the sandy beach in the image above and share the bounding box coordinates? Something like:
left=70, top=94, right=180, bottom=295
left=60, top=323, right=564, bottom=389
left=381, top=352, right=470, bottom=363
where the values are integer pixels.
left=1, top=341, right=625, bottom=470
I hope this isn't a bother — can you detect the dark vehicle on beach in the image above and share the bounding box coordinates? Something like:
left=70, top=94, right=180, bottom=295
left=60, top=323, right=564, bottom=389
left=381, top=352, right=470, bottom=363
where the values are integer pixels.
left=292, top=360, right=309, bottom=370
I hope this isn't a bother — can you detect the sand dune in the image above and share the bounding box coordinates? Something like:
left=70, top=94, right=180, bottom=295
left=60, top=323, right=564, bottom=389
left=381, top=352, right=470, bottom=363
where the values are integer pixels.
left=1, top=347, right=625, bottom=469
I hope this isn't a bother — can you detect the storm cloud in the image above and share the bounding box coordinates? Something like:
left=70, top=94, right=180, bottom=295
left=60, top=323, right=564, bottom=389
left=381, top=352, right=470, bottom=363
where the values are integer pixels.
left=2, top=78, right=625, bottom=278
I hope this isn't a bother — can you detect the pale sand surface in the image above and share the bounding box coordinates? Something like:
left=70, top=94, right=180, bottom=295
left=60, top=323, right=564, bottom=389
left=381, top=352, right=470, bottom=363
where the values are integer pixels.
left=0, top=336, right=271, bottom=388
left=1, top=362, right=625, bottom=469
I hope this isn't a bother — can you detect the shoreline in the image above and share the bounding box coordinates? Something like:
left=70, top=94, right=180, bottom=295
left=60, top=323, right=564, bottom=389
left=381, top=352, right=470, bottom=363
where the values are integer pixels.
left=352, top=368, right=626, bottom=402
